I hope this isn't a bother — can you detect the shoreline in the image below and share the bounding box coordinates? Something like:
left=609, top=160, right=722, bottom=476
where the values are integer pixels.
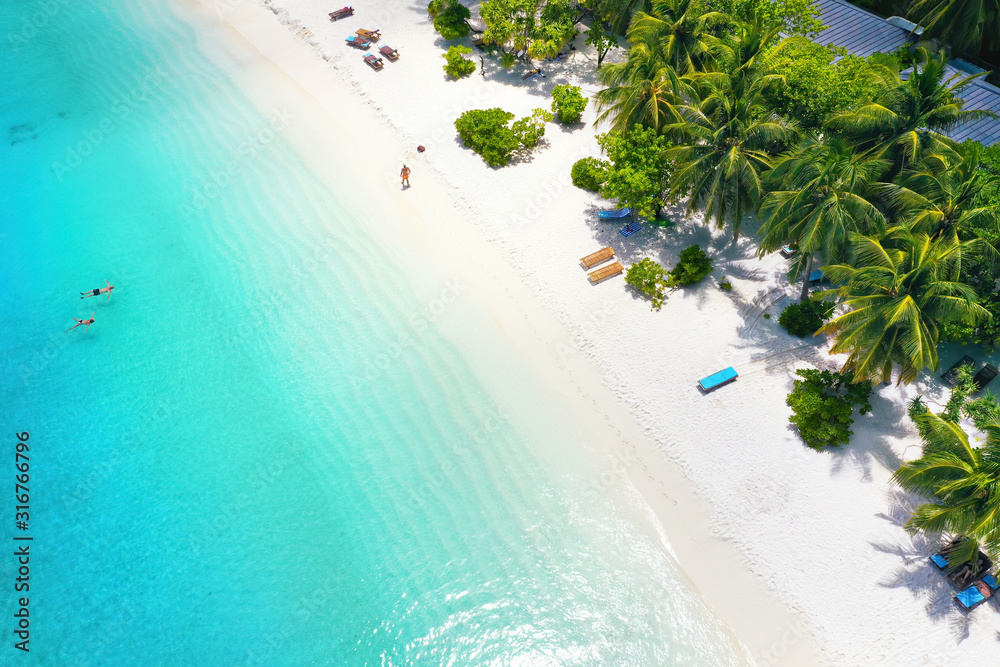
left=169, top=1, right=827, bottom=663
left=172, top=0, right=1000, bottom=664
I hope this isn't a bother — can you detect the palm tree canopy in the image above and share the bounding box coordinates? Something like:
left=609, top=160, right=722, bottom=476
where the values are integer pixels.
left=593, top=43, right=690, bottom=131
left=893, top=410, right=1000, bottom=562
left=906, top=0, right=1000, bottom=55
left=627, top=0, right=727, bottom=74
left=819, top=230, right=990, bottom=384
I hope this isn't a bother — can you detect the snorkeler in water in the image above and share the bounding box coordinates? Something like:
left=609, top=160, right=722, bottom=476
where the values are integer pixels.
left=66, top=312, right=96, bottom=333
left=81, top=279, right=114, bottom=300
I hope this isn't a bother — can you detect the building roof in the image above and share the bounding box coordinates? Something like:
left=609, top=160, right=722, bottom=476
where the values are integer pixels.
left=809, top=0, right=1000, bottom=145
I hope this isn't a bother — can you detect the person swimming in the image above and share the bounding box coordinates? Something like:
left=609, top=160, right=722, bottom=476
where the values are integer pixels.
left=67, top=312, right=96, bottom=333
left=81, top=279, right=114, bottom=300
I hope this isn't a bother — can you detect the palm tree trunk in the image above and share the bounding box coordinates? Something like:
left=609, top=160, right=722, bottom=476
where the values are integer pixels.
left=800, top=253, right=812, bottom=302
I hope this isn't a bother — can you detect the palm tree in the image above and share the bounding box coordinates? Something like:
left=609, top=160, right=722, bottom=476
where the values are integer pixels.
left=758, top=137, right=888, bottom=300
left=819, top=230, right=990, bottom=384
left=892, top=410, right=1000, bottom=565
left=594, top=43, right=689, bottom=131
left=826, top=48, right=993, bottom=172
left=663, top=20, right=798, bottom=240
left=627, top=0, right=726, bottom=75
left=906, top=0, right=1000, bottom=57
left=878, top=145, right=1000, bottom=246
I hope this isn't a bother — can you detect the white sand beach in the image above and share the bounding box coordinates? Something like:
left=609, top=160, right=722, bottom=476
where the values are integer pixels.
left=178, top=0, right=1000, bottom=663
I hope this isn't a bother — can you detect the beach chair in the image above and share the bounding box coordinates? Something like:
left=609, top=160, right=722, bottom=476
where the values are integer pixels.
left=780, top=245, right=797, bottom=258
left=329, top=6, right=354, bottom=21
left=345, top=35, right=371, bottom=49
left=588, top=261, right=624, bottom=284
left=930, top=553, right=950, bottom=570
left=699, top=367, right=738, bottom=392
left=974, top=364, right=998, bottom=392
left=808, top=270, right=824, bottom=284
left=598, top=207, right=631, bottom=220
left=363, top=54, right=384, bottom=70
left=955, top=581, right=993, bottom=612
left=620, top=221, right=642, bottom=237
left=379, top=45, right=399, bottom=61
left=941, top=355, right=976, bottom=386
left=521, top=68, right=543, bottom=80
left=356, top=28, right=380, bottom=41
left=580, top=247, right=615, bottom=269
left=983, top=574, right=1000, bottom=592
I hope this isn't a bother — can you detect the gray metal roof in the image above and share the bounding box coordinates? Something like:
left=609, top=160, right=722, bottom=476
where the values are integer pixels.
left=809, top=0, right=1000, bottom=145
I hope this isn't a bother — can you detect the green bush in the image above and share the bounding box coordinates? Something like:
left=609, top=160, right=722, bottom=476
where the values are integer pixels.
left=454, top=108, right=518, bottom=166
left=626, top=258, right=668, bottom=310
left=499, top=52, right=516, bottom=69
left=428, top=0, right=471, bottom=40
left=719, top=278, right=733, bottom=291
left=787, top=369, right=873, bottom=450
left=596, top=125, right=673, bottom=219
left=550, top=84, right=588, bottom=124
left=571, top=157, right=608, bottom=192
left=778, top=298, right=835, bottom=338
left=511, top=108, right=553, bottom=148
left=443, top=45, right=476, bottom=79
left=666, top=245, right=713, bottom=288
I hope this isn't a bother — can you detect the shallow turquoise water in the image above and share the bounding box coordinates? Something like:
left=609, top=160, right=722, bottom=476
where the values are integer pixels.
left=0, top=1, right=750, bottom=664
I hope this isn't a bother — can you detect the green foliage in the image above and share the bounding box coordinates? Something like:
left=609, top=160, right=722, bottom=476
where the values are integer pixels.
left=511, top=108, right=553, bottom=148
left=787, top=369, right=873, bottom=450
left=765, top=41, right=896, bottom=130
left=443, top=45, right=477, bottom=78
left=571, top=157, right=608, bottom=192
left=778, top=298, right=835, bottom=338
left=499, top=52, right=516, bottom=69
left=454, top=108, right=519, bottom=166
left=551, top=84, right=589, bottom=124
left=667, top=245, right=713, bottom=288
left=713, top=0, right=824, bottom=37
left=942, top=365, right=977, bottom=423
left=596, top=124, right=673, bottom=219
left=720, top=278, right=733, bottom=290
left=626, top=258, right=668, bottom=309
left=584, top=17, right=616, bottom=67
left=480, top=0, right=577, bottom=60
left=428, top=0, right=471, bottom=39
left=966, top=391, right=1000, bottom=430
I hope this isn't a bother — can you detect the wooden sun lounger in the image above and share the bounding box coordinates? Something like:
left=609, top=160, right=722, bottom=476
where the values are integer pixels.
left=975, top=363, right=999, bottom=392
left=356, top=28, right=380, bottom=41
left=588, top=261, right=624, bottom=284
left=329, top=6, right=354, bottom=20
left=364, top=54, right=384, bottom=70
left=379, top=45, right=399, bottom=60
left=580, top=247, right=614, bottom=269
left=346, top=35, right=370, bottom=48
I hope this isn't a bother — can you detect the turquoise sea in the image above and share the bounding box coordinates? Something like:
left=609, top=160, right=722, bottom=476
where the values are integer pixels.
left=0, top=1, right=750, bottom=664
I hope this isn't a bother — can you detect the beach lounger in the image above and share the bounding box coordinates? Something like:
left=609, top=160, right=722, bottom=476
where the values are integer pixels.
left=329, top=6, right=354, bottom=20
left=521, top=68, right=543, bottom=80
left=379, top=45, right=399, bottom=60
left=598, top=207, right=631, bottom=219
left=620, top=221, right=642, bottom=237
left=941, top=355, right=976, bottom=386
left=955, top=581, right=993, bottom=612
left=948, top=552, right=993, bottom=589
left=363, top=54, right=384, bottom=70
left=780, top=245, right=797, bottom=258
left=356, top=28, right=380, bottom=41
left=699, top=367, right=738, bottom=392
left=930, top=553, right=950, bottom=570
left=588, top=261, right=624, bottom=284
left=580, top=247, right=615, bottom=269
left=808, top=270, right=824, bottom=284
left=974, top=364, right=998, bottom=392
left=983, top=574, right=1000, bottom=592
left=345, top=35, right=371, bottom=49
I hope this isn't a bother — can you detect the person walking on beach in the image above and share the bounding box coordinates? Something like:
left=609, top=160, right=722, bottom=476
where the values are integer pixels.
left=67, top=312, right=96, bottom=333
left=81, top=279, right=115, bottom=300
left=401, top=164, right=411, bottom=188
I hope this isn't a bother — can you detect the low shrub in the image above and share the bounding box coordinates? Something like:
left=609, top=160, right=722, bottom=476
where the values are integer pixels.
left=511, top=108, right=553, bottom=148
left=428, top=0, right=471, bottom=40
left=626, top=258, right=668, bottom=310
left=550, top=84, right=588, bottom=124
left=667, top=245, right=713, bottom=288
left=454, top=108, right=518, bottom=166
left=571, top=157, right=608, bottom=191
left=443, top=44, right=476, bottom=79
left=787, top=369, right=873, bottom=450
left=499, top=52, right=516, bottom=69
left=719, top=278, right=733, bottom=291
left=778, top=298, right=835, bottom=338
